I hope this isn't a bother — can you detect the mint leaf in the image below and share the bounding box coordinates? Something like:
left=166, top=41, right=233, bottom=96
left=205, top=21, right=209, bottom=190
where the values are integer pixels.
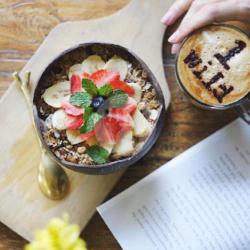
left=109, top=89, right=128, bottom=108
left=86, top=145, right=109, bottom=164
left=82, top=78, right=98, bottom=96
left=80, top=112, right=102, bottom=133
left=70, top=92, right=92, bottom=108
left=98, top=84, right=113, bottom=97
left=83, top=106, right=93, bottom=121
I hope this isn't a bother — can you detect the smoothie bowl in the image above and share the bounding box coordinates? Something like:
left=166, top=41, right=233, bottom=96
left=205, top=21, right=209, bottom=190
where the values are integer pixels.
left=33, top=43, right=165, bottom=174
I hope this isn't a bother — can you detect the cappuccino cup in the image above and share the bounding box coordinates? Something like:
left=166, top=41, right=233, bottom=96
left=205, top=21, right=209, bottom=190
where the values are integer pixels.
left=176, top=24, right=250, bottom=124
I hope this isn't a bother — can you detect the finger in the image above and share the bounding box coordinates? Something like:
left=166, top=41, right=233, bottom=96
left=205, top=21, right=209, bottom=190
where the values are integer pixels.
left=171, top=43, right=181, bottom=54
left=161, top=0, right=193, bottom=26
left=168, top=1, right=244, bottom=43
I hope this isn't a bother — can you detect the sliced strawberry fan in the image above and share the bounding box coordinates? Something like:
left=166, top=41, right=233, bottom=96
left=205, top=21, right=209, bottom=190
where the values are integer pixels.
left=68, top=69, right=136, bottom=144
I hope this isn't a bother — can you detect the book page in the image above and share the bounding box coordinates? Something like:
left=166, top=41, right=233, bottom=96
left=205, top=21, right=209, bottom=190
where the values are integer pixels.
left=98, top=119, right=250, bottom=250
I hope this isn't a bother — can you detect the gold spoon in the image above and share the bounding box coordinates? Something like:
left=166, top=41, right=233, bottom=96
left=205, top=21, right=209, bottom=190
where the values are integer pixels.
left=13, top=71, right=69, bottom=200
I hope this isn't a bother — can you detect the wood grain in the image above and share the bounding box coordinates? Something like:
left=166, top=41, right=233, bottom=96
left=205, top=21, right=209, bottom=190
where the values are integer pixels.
left=0, top=0, right=242, bottom=250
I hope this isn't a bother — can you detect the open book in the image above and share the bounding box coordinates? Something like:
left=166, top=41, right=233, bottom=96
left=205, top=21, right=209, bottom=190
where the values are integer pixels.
left=98, top=119, right=250, bottom=250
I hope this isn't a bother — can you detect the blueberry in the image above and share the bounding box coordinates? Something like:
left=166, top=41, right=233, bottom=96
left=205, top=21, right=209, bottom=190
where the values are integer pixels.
left=91, top=96, right=105, bottom=109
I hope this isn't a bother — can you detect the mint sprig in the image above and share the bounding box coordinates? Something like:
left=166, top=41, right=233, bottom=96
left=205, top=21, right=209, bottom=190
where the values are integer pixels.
left=98, top=84, right=113, bottom=97
left=80, top=112, right=102, bottom=133
left=83, top=106, right=93, bottom=121
left=109, top=89, right=128, bottom=108
left=82, top=78, right=98, bottom=96
left=70, top=92, right=92, bottom=108
left=86, top=145, right=109, bottom=164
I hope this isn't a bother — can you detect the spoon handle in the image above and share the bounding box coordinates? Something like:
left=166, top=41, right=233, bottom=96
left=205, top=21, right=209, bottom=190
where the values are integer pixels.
left=13, top=72, right=42, bottom=146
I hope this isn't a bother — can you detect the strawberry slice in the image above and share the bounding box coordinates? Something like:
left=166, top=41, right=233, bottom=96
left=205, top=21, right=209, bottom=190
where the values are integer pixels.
left=82, top=72, right=90, bottom=78
left=66, top=115, right=84, bottom=130
left=110, top=80, right=135, bottom=96
left=111, top=97, right=137, bottom=115
left=61, top=100, right=84, bottom=116
left=90, top=69, right=120, bottom=86
left=95, top=117, right=121, bottom=144
left=108, top=109, right=133, bottom=131
left=95, top=113, right=132, bottom=144
left=70, top=74, right=82, bottom=94
left=80, top=130, right=95, bottom=141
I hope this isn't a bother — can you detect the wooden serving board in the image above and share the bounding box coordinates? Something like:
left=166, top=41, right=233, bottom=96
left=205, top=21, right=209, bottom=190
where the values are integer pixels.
left=0, top=0, right=172, bottom=241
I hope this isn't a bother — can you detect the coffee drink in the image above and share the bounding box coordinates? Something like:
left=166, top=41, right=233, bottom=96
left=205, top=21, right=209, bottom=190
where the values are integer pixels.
left=177, top=25, right=250, bottom=106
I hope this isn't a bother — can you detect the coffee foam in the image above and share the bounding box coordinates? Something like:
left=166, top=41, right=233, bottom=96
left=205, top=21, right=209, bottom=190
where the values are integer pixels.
left=177, top=25, right=250, bottom=106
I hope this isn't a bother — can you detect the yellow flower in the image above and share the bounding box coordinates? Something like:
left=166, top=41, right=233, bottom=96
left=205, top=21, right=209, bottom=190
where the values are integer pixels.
left=25, top=214, right=87, bottom=250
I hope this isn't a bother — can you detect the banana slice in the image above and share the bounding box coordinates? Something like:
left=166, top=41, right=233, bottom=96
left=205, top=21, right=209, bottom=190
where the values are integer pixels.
left=66, top=130, right=84, bottom=145
left=104, top=55, right=128, bottom=80
left=81, top=55, right=105, bottom=74
left=68, top=63, right=82, bottom=79
left=132, top=109, right=151, bottom=137
left=113, top=131, right=134, bottom=158
left=127, top=82, right=142, bottom=102
left=42, top=81, right=70, bottom=108
left=52, top=109, right=68, bottom=130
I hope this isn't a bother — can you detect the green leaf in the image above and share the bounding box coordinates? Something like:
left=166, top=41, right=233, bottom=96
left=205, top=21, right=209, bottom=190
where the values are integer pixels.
left=70, top=92, right=92, bottom=108
left=98, top=84, right=113, bottom=97
left=109, top=89, right=128, bottom=108
left=83, top=106, right=93, bottom=121
left=80, top=112, right=102, bottom=133
left=82, top=78, right=98, bottom=96
left=86, top=145, right=109, bottom=164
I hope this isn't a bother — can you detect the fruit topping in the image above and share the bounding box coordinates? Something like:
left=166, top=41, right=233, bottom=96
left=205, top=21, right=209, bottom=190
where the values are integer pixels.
left=42, top=81, right=70, bottom=108
left=80, top=130, right=95, bottom=141
left=108, top=109, right=134, bottom=131
left=66, top=129, right=84, bottom=145
left=111, top=97, right=137, bottom=115
left=89, top=69, right=120, bottom=87
left=61, top=100, right=84, bottom=116
left=68, top=63, right=82, bottom=80
left=81, top=55, right=105, bottom=74
left=132, top=108, right=151, bottom=137
left=104, top=55, right=128, bottom=80
left=110, top=80, right=135, bottom=96
left=70, top=74, right=82, bottom=94
left=66, top=114, right=84, bottom=130
left=95, top=117, right=124, bottom=145
left=127, top=82, right=142, bottom=102
left=52, top=109, right=68, bottom=130
left=91, top=96, right=105, bottom=110
left=113, top=131, right=134, bottom=158
left=80, top=112, right=102, bottom=134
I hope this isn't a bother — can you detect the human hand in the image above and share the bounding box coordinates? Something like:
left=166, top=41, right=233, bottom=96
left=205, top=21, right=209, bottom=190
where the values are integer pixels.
left=161, top=0, right=250, bottom=54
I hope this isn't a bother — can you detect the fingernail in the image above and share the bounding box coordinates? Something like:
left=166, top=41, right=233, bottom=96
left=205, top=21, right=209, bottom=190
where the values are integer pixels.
left=168, top=30, right=180, bottom=43
left=161, top=12, right=173, bottom=25
left=171, top=44, right=179, bottom=54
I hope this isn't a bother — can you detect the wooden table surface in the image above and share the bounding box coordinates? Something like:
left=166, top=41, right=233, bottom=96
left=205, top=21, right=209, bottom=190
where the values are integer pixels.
left=0, top=1, right=238, bottom=249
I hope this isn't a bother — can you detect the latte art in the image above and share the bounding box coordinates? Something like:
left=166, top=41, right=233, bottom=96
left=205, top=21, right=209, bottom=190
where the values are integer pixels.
left=177, top=25, right=250, bottom=106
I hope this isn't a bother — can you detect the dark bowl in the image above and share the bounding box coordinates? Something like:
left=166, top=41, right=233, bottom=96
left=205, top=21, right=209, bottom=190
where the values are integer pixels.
left=33, top=43, right=166, bottom=175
